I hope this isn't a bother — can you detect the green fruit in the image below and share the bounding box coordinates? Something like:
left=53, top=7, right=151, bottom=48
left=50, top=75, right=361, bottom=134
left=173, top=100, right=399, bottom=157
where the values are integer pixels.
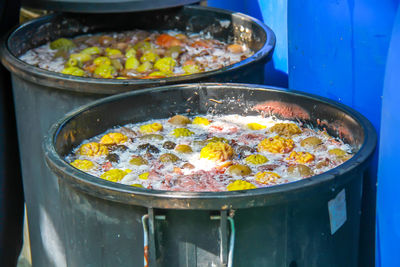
left=61, top=67, right=85, bottom=77
left=183, top=64, right=201, bottom=74
left=175, top=144, right=192, bottom=153
left=125, top=57, right=140, bottom=70
left=159, top=153, right=179, bottom=163
left=125, top=48, right=137, bottom=58
left=111, top=59, right=123, bottom=71
left=70, top=53, right=91, bottom=63
left=105, top=48, right=122, bottom=57
left=165, top=46, right=184, bottom=59
left=137, top=62, right=153, bottom=73
left=228, top=165, right=252, bottom=176
left=148, top=71, right=168, bottom=78
left=154, top=57, right=176, bottom=73
left=81, top=46, right=101, bottom=55
left=94, top=64, right=117, bottom=78
left=134, top=41, right=154, bottom=52
left=49, top=38, right=76, bottom=51
left=140, top=52, right=159, bottom=63
left=129, top=156, right=148, bottom=166
left=93, top=57, right=111, bottom=66
left=66, top=58, right=80, bottom=68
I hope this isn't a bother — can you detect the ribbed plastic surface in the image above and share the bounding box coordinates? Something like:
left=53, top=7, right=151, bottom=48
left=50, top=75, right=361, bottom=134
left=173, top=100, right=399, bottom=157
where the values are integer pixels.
left=377, top=5, right=400, bottom=267
left=287, top=2, right=399, bottom=266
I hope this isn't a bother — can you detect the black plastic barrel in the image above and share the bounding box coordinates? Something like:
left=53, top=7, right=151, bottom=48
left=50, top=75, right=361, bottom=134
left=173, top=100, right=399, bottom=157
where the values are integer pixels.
left=0, top=6, right=275, bottom=266
left=0, top=0, right=24, bottom=265
left=44, top=83, right=376, bottom=267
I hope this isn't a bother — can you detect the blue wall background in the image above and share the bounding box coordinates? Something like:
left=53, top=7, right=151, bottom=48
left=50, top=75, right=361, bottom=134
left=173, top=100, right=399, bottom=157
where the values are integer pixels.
left=207, top=1, right=400, bottom=266
left=377, top=5, right=400, bottom=267
left=208, top=0, right=288, bottom=87
left=287, top=1, right=398, bottom=266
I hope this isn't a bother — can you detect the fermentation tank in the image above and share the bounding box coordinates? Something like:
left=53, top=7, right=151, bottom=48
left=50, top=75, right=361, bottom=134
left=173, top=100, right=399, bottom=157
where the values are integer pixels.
left=44, top=83, right=376, bottom=266
left=0, top=5, right=275, bottom=266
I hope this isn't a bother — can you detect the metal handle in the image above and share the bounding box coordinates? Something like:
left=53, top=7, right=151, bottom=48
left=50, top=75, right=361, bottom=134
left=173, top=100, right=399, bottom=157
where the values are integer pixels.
left=142, top=214, right=149, bottom=267
left=227, top=217, right=235, bottom=267
left=143, top=212, right=235, bottom=267
left=211, top=213, right=236, bottom=267
left=142, top=213, right=166, bottom=267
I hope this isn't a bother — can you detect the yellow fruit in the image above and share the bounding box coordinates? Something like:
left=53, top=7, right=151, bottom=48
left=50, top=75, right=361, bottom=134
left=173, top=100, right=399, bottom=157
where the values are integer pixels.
left=137, top=62, right=153, bottom=73
left=93, top=56, right=111, bottom=66
left=200, top=142, right=234, bottom=162
left=125, top=57, right=140, bottom=70
left=154, top=57, right=176, bottom=73
left=100, top=169, right=129, bottom=182
left=159, top=153, right=179, bottom=163
left=227, top=180, right=257, bottom=191
left=100, top=132, right=128, bottom=145
left=79, top=142, right=109, bottom=156
left=247, top=123, right=266, bottom=130
left=168, top=115, right=191, bottom=125
left=131, top=183, right=144, bottom=188
left=328, top=148, right=347, bottom=157
left=192, top=117, right=210, bottom=126
left=81, top=46, right=101, bottom=55
left=287, top=164, right=314, bottom=177
left=269, top=123, right=302, bottom=137
left=94, top=64, right=117, bottom=78
left=328, top=148, right=351, bottom=162
left=228, top=165, right=252, bottom=176
left=129, top=156, right=148, bottom=166
left=245, top=154, right=268, bottom=165
left=61, top=67, right=85, bottom=77
left=300, top=137, right=322, bottom=147
left=139, top=172, right=149, bottom=180
left=175, top=144, right=192, bottom=153
left=125, top=48, right=137, bottom=58
left=66, top=58, right=80, bottom=68
left=49, top=38, right=75, bottom=50
left=70, top=159, right=94, bottom=171
left=170, top=128, right=194, bottom=138
left=182, top=64, right=201, bottom=74
left=286, top=151, right=315, bottom=164
left=140, top=52, right=159, bottom=63
left=148, top=71, right=168, bottom=78
left=70, top=53, right=91, bottom=62
left=139, top=123, right=163, bottom=134
left=105, top=47, right=122, bottom=57
left=255, top=171, right=281, bottom=184
left=258, top=136, right=295, bottom=154
left=134, top=41, right=154, bottom=52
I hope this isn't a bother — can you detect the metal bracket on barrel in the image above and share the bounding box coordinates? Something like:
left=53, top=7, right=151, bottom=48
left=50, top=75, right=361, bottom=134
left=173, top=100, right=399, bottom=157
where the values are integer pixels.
left=210, top=210, right=236, bottom=267
left=142, top=209, right=166, bottom=267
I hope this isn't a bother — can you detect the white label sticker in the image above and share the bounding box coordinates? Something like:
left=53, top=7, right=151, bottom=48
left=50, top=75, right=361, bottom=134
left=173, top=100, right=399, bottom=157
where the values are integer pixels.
left=328, top=189, right=347, bottom=235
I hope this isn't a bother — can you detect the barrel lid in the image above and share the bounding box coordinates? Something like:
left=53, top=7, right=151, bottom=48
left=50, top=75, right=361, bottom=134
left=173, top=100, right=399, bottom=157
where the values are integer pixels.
left=21, top=0, right=200, bottom=13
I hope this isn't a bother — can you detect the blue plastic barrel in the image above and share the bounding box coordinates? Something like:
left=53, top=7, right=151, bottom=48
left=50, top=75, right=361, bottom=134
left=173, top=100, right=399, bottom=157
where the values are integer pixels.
left=377, top=5, right=400, bottom=267
left=207, top=0, right=288, bottom=87
left=0, top=0, right=24, bottom=265
left=287, top=1, right=399, bottom=266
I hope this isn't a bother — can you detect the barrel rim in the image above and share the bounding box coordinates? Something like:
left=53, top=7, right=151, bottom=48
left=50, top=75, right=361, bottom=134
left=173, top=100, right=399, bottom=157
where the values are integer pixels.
left=43, top=83, right=377, bottom=210
left=0, top=6, right=275, bottom=95
left=21, top=0, right=201, bottom=13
